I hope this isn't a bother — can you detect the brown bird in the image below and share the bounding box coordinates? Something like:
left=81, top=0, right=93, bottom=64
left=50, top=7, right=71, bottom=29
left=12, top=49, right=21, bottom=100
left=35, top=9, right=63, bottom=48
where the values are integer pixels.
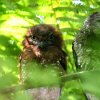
left=18, top=24, right=67, bottom=100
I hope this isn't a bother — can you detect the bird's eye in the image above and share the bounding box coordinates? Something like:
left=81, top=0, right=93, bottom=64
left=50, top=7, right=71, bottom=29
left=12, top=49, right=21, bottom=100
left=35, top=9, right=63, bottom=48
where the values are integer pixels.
left=49, top=33, right=54, bottom=39
left=32, top=36, right=36, bottom=39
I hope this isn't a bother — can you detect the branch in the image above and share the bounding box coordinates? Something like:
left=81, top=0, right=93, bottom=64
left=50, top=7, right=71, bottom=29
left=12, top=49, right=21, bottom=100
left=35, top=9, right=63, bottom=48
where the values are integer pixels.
left=61, top=69, right=100, bottom=82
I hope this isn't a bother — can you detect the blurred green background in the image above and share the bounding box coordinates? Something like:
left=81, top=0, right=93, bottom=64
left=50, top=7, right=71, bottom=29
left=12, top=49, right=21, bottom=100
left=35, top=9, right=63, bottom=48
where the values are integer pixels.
left=0, top=0, right=100, bottom=100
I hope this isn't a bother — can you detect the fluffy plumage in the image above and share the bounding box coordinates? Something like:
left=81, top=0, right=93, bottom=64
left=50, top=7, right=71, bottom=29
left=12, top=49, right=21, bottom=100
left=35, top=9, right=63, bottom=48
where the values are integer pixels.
left=18, top=24, right=67, bottom=100
left=72, top=12, right=100, bottom=100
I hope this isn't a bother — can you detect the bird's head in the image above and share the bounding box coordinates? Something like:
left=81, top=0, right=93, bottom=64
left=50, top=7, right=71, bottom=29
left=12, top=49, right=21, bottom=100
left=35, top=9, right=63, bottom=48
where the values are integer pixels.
left=24, top=24, right=63, bottom=50
left=85, top=12, right=100, bottom=36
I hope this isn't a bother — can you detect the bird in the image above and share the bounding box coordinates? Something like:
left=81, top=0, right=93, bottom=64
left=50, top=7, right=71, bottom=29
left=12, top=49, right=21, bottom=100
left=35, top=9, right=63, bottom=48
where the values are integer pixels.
left=72, top=12, right=100, bottom=100
left=18, top=24, right=67, bottom=100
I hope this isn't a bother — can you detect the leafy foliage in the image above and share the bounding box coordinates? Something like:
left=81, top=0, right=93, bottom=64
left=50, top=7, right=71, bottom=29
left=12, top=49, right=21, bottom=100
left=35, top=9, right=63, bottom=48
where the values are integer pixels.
left=0, top=0, right=100, bottom=100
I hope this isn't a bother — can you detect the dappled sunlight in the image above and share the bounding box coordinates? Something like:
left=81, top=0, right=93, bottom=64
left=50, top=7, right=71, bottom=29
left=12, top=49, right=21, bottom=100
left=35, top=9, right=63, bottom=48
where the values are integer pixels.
left=0, top=14, right=31, bottom=49
left=0, top=45, right=6, bottom=51
left=4, top=15, right=29, bottom=26
left=0, top=35, right=21, bottom=79
left=0, top=0, right=100, bottom=99
left=0, top=14, right=29, bottom=36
